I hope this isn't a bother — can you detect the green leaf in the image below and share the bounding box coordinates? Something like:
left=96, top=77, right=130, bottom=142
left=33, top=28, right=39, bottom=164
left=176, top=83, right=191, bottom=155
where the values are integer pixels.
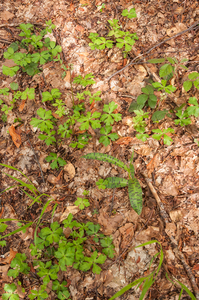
left=137, top=94, right=148, bottom=106
left=147, top=58, right=165, bottom=63
left=159, top=64, right=173, bottom=78
left=128, top=178, right=142, bottom=215
left=129, top=101, right=144, bottom=112
left=188, top=72, right=199, bottom=80
left=104, top=177, right=128, bottom=188
left=0, top=223, right=8, bottom=232
left=152, top=110, right=167, bottom=121
left=82, top=153, right=128, bottom=171
left=10, top=82, right=19, bottom=90
left=166, top=57, right=176, bottom=64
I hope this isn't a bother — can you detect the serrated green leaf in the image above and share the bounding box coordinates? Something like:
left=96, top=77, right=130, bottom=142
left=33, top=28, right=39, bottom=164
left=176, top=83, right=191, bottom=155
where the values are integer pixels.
left=128, top=178, right=142, bottom=215
left=159, top=64, right=173, bottom=78
left=166, top=57, right=176, bottom=64
left=82, top=153, right=128, bottom=171
left=104, top=177, right=128, bottom=188
left=183, top=80, right=192, bottom=92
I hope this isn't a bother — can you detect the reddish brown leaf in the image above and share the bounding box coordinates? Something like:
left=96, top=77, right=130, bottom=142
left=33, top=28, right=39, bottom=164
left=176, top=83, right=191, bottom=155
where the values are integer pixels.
left=9, top=125, right=21, bottom=148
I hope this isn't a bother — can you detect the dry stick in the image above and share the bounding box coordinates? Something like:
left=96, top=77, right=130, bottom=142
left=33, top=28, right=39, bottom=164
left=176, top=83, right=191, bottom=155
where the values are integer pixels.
left=24, top=123, right=45, bottom=184
left=143, top=172, right=199, bottom=300
left=106, top=21, right=199, bottom=81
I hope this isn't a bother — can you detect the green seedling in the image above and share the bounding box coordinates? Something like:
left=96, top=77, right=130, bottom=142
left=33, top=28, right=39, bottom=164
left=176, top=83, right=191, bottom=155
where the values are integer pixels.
left=38, top=130, right=56, bottom=146
left=121, top=8, right=137, bottom=19
left=45, top=153, right=66, bottom=169
left=30, top=108, right=54, bottom=132
left=70, top=133, right=91, bottom=149
left=73, top=73, right=95, bottom=86
left=7, top=253, right=30, bottom=278
left=58, top=122, right=72, bottom=138
left=100, top=101, right=122, bottom=125
left=136, top=85, right=157, bottom=109
left=83, top=152, right=143, bottom=215
left=75, top=197, right=90, bottom=210
left=42, top=88, right=62, bottom=102
left=174, top=104, right=191, bottom=126
left=2, top=283, right=19, bottom=300
left=10, top=82, right=19, bottom=90
left=99, top=125, right=119, bottom=146
left=132, top=110, right=149, bottom=133
left=152, top=128, right=174, bottom=145
left=78, top=111, right=101, bottom=130
left=152, top=80, right=176, bottom=94
left=186, top=97, right=199, bottom=117
left=183, top=72, right=199, bottom=92
left=80, top=251, right=106, bottom=274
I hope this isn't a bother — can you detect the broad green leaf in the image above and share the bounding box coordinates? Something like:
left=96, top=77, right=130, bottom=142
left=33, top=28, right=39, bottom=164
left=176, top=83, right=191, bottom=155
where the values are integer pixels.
left=147, top=58, right=165, bottom=63
left=188, top=72, right=199, bottom=80
left=182, top=80, right=192, bottom=92
left=137, top=94, right=148, bottom=105
left=128, top=101, right=144, bottom=112
left=159, top=64, right=173, bottom=78
left=82, top=153, right=128, bottom=171
left=166, top=57, right=176, bottom=64
left=104, top=177, right=128, bottom=188
left=128, top=178, right=142, bottom=215
left=152, top=110, right=167, bottom=121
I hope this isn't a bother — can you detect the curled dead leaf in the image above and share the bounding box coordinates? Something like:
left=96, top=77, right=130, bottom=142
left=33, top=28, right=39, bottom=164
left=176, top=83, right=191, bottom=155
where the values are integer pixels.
left=9, top=124, right=21, bottom=148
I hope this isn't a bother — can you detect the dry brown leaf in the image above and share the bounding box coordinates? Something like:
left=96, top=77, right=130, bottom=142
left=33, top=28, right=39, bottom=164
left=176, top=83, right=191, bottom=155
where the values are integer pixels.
left=8, top=124, right=21, bottom=148
left=97, top=208, right=123, bottom=235
left=60, top=206, right=80, bottom=222
left=64, top=162, right=75, bottom=182
left=1, top=249, right=18, bottom=264
left=18, top=99, right=26, bottom=112
left=115, top=136, right=133, bottom=145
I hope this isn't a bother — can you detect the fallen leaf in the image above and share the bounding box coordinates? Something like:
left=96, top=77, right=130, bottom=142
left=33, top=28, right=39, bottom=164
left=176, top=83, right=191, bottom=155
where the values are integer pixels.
left=18, top=100, right=26, bottom=112
left=9, top=125, right=21, bottom=148
left=1, top=249, right=18, bottom=264
left=76, top=25, right=84, bottom=32
left=115, top=137, right=134, bottom=145
left=60, top=206, right=80, bottom=222
left=64, top=163, right=75, bottom=182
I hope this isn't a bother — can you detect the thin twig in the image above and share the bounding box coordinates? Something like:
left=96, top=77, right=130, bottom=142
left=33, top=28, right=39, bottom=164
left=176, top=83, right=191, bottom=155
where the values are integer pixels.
left=24, top=123, right=45, bottom=184
left=107, top=21, right=199, bottom=81
left=143, top=172, right=199, bottom=300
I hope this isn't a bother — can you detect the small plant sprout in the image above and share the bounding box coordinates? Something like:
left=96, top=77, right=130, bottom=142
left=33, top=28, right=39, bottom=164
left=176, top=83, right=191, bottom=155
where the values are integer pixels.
left=121, top=8, right=137, bottom=19
left=183, top=71, right=199, bottom=92
left=45, top=153, right=67, bottom=169
left=100, top=101, right=122, bottom=125
left=73, top=73, right=95, bottom=87
left=99, top=125, right=119, bottom=146
left=152, top=128, right=175, bottom=145
left=152, top=80, right=177, bottom=94
left=132, top=110, right=149, bottom=133
left=75, top=190, right=90, bottom=210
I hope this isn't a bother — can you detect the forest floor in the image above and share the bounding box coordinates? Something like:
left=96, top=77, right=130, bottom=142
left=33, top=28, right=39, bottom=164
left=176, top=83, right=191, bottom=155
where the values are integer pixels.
left=0, top=0, right=199, bottom=299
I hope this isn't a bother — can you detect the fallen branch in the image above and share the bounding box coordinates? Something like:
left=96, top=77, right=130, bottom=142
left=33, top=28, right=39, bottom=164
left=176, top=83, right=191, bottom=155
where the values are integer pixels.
left=143, top=171, right=199, bottom=300
left=107, top=21, right=199, bottom=81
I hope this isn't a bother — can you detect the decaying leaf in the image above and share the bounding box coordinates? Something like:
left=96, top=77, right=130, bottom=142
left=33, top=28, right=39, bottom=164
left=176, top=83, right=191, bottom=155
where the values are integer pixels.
left=8, top=124, right=21, bottom=148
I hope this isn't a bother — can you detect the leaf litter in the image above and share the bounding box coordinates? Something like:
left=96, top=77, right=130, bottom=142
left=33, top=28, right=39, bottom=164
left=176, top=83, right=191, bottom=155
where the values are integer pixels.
left=0, top=0, right=199, bottom=299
